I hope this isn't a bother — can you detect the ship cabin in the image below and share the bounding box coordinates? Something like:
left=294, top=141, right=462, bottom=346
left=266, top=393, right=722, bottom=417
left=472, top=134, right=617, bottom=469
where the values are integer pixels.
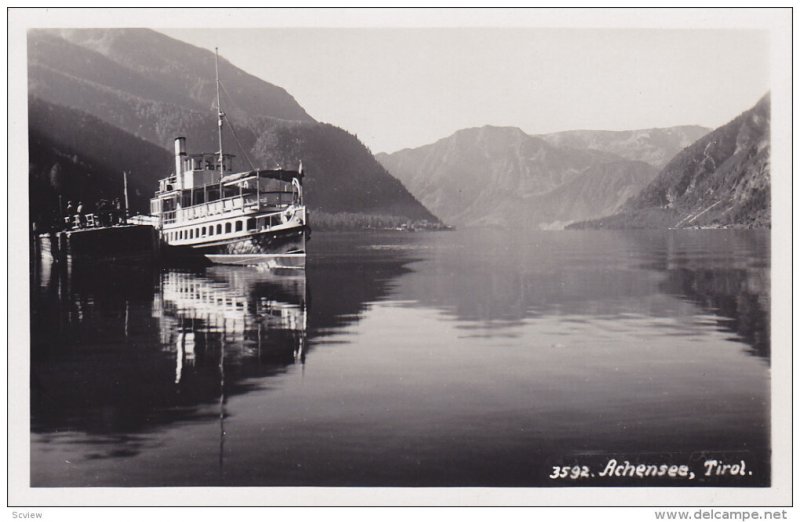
left=150, top=137, right=304, bottom=245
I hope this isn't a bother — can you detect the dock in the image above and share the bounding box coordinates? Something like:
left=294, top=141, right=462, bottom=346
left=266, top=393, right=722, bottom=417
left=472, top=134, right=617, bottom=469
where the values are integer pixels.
left=38, top=224, right=161, bottom=266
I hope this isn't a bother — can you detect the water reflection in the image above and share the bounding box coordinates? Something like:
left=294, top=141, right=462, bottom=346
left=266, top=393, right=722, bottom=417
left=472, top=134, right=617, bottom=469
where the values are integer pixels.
left=158, top=268, right=308, bottom=377
left=31, top=264, right=309, bottom=446
left=30, top=229, right=770, bottom=487
left=31, top=260, right=159, bottom=357
left=652, top=231, right=770, bottom=361
left=392, top=229, right=770, bottom=362
left=305, top=232, right=418, bottom=334
left=30, top=241, right=418, bottom=486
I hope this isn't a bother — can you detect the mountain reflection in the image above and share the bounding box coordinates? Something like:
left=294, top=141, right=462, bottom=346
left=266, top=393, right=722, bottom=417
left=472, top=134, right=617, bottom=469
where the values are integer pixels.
left=651, top=231, right=770, bottom=361
left=392, top=229, right=770, bottom=361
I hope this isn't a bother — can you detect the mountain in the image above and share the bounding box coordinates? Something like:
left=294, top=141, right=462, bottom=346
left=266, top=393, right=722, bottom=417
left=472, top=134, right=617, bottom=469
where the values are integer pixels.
left=376, top=126, right=659, bottom=228
left=527, top=160, right=659, bottom=229
left=539, top=126, right=710, bottom=169
left=572, top=95, right=770, bottom=229
left=28, top=29, right=313, bottom=139
left=27, top=28, right=437, bottom=224
left=29, top=97, right=173, bottom=228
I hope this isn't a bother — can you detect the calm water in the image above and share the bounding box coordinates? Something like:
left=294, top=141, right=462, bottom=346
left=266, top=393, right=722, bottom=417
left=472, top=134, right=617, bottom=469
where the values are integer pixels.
left=30, top=229, right=770, bottom=487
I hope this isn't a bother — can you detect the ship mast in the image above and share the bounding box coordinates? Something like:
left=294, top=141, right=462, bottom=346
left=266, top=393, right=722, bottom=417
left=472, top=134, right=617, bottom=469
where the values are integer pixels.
left=215, top=47, right=225, bottom=173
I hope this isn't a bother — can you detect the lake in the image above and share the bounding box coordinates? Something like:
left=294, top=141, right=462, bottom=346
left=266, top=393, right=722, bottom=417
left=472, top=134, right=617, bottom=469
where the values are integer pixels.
left=30, top=229, right=770, bottom=487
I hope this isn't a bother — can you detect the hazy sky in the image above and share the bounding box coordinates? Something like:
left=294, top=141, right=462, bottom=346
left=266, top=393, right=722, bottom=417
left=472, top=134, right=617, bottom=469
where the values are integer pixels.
left=161, top=28, right=769, bottom=154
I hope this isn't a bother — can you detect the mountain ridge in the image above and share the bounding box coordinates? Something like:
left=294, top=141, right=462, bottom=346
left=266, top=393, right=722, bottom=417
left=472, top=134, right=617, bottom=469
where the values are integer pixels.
left=49, top=28, right=315, bottom=124
left=28, top=28, right=438, bottom=224
left=377, top=125, right=666, bottom=228
left=538, top=125, right=710, bottom=168
left=571, top=94, right=770, bottom=229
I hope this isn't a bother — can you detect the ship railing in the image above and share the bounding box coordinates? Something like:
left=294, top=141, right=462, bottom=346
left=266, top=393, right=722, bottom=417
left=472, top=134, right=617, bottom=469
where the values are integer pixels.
left=63, top=212, right=127, bottom=229
left=168, top=191, right=296, bottom=224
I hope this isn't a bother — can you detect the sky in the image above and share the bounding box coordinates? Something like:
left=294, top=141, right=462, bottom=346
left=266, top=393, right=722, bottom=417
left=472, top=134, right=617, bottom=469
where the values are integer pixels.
left=160, top=28, right=769, bottom=154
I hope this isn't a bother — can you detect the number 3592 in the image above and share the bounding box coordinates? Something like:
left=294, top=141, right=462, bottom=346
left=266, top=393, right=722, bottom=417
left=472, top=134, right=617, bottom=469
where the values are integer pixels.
left=549, top=465, right=591, bottom=480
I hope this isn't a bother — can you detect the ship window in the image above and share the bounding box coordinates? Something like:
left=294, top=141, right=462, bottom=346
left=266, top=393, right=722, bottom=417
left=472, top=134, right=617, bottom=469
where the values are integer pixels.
left=190, top=229, right=194, bottom=239
left=216, top=224, right=222, bottom=235
left=225, top=222, right=232, bottom=233
left=196, top=228, right=200, bottom=238
left=209, top=226, right=214, bottom=236
left=202, top=226, right=207, bottom=236
left=247, top=218, right=256, bottom=231
left=235, top=221, right=243, bottom=232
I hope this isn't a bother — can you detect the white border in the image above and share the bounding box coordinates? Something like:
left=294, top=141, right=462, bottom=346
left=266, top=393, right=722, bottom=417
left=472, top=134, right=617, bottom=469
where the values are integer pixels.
left=6, top=7, right=793, bottom=507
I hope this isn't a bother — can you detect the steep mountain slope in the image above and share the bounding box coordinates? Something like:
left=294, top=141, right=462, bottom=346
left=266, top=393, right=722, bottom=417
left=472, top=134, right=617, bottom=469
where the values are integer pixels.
left=29, top=29, right=312, bottom=132
left=573, top=95, right=770, bottom=229
left=376, top=126, right=657, bottom=228
left=27, top=28, right=437, bottom=223
left=539, top=126, right=710, bottom=169
left=250, top=118, right=439, bottom=218
left=527, top=160, right=659, bottom=228
left=29, top=97, right=173, bottom=227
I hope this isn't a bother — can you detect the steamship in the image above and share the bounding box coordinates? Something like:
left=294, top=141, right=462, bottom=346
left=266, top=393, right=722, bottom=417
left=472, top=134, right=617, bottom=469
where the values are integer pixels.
left=148, top=50, right=308, bottom=269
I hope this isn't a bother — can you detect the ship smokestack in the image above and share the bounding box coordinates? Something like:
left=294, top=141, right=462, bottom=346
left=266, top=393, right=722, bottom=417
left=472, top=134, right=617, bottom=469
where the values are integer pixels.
left=174, top=137, right=186, bottom=176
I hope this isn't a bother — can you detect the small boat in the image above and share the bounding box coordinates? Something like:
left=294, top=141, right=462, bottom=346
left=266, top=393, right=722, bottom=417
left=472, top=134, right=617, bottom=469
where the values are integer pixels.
left=148, top=49, right=309, bottom=269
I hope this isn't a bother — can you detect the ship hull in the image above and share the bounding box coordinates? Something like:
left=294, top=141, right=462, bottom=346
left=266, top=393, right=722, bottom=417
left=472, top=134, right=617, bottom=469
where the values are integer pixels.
left=168, top=225, right=308, bottom=269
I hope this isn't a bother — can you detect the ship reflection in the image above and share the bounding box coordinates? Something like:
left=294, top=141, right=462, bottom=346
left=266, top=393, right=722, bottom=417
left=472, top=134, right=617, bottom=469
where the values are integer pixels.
left=157, top=267, right=309, bottom=385
left=155, top=267, right=308, bottom=480
left=31, top=263, right=309, bottom=445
